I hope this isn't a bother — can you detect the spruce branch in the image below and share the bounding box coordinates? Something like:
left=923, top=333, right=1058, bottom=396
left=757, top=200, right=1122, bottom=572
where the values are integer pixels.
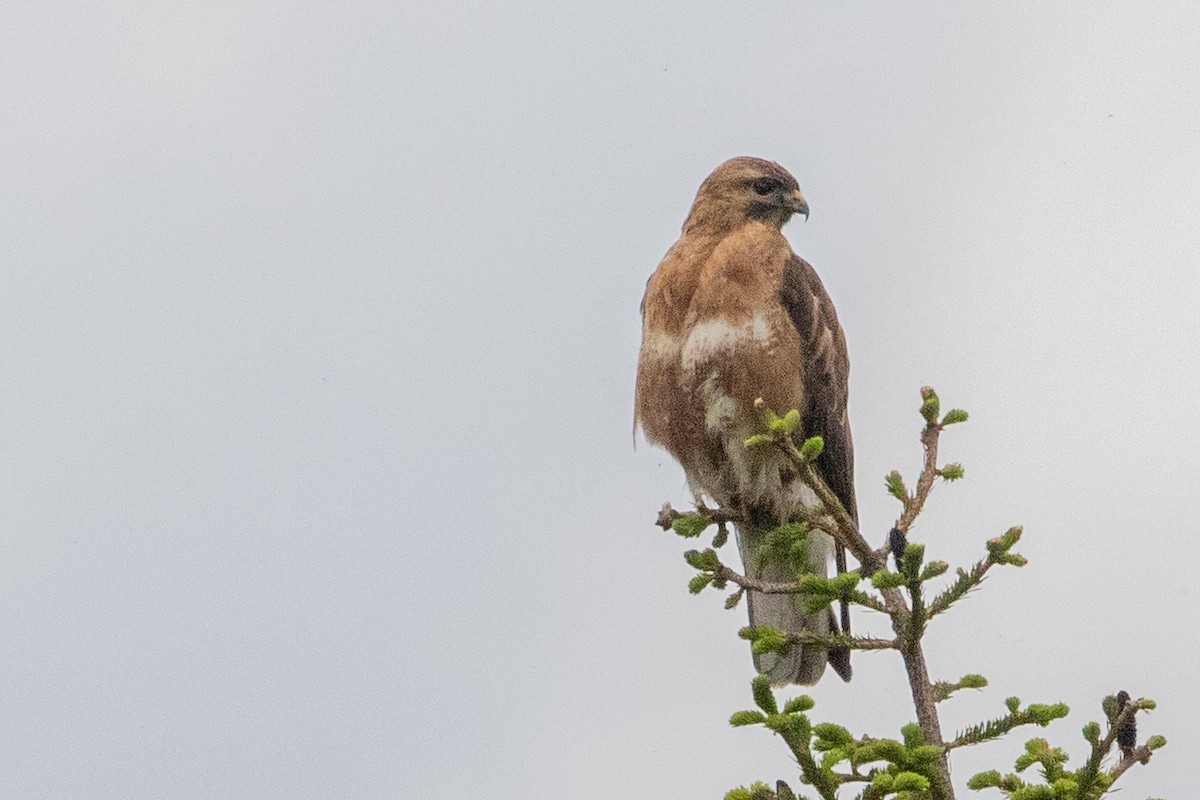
left=650, top=385, right=1163, bottom=799
left=729, top=679, right=839, bottom=800
left=711, top=563, right=807, bottom=595
left=927, top=527, right=1025, bottom=619
left=668, top=521, right=893, bottom=617
left=931, top=674, right=988, bottom=703
left=844, top=588, right=890, bottom=615
left=926, top=560, right=990, bottom=619
left=949, top=699, right=1070, bottom=750
left=780, top=726, right=840, bottom=798
left=656, top=502, right=743, bottom=538
left=779, top=629, right=896, bottom=652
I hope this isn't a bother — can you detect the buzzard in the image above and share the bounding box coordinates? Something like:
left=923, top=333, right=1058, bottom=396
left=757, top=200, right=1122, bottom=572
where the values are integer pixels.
left=635, top=157, right=856, bottom=685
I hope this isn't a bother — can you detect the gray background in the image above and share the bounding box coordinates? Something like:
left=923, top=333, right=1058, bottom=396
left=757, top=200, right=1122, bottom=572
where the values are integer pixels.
left=2, top=3, right=1196, bottom=798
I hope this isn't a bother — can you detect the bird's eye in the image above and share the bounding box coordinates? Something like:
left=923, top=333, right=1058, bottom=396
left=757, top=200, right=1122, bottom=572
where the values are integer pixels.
left=751, top=178, right=780, bottom=196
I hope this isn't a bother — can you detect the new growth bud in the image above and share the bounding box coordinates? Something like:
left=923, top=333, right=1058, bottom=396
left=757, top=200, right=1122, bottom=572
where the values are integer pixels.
left=941, top=408, right=969, bottom=425
left=672, top=514, right=711, bottom=538
left=771, top=409, right=802, bottom=435
left=730, top=710, right=767, bottom=727
left=885, top=471, right=909, bottom=502
left=938, top=463, right=965, bottom=481
left=751, top=674, right=778, bottom=715
left=960, top=674, right=988, bottom=690
left=919, top=386, right=940, bottom=423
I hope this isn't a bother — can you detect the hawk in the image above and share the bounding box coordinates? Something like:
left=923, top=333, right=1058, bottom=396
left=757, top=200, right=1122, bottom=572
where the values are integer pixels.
left=635, top=157, right=856, bottom=685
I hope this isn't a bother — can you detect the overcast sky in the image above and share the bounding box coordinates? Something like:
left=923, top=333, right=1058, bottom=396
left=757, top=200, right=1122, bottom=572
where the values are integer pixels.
left=2, top=3, right=1197, bottom=798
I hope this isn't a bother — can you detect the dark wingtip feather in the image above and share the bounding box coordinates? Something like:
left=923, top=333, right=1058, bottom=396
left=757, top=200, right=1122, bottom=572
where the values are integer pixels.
left=829, top=646, right=853, bottom=682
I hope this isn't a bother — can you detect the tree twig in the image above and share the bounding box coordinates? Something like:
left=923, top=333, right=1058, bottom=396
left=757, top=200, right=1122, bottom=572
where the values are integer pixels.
left=787, top=631, right=897, bottom=651
left=896, top=386, right=943, bottom=535
left=713, top=563, right=804, bottom=594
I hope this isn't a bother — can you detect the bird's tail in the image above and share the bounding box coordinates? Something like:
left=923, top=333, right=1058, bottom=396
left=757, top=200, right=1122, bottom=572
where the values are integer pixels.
left=737, top=523, right=852, bottom=686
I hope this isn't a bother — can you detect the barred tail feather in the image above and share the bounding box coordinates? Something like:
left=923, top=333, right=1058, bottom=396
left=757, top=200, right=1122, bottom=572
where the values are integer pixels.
left=737, top=524, right=851, bottom=686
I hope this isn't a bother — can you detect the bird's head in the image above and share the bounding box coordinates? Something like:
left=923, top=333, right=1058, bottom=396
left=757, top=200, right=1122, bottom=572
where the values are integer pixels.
left=683, top=156, right=808, bottom=233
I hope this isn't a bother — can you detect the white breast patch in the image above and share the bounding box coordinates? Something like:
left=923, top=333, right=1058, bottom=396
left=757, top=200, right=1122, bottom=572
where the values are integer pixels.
left=639, top=329, right=683, bottom=362
left=680, top=313, right=773, bottom=375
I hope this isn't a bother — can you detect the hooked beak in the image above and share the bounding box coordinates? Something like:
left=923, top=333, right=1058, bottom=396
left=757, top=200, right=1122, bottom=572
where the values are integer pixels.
left=789, top=190, right=809, bottom=221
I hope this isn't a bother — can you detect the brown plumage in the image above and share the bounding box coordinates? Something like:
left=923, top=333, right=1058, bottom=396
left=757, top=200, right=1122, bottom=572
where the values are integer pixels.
left=635, top=157, right=856, bottom=685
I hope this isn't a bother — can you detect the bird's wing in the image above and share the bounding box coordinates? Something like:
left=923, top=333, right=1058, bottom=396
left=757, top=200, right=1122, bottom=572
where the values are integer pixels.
left=778, top=254, right=857, bottom=524
left=779, top=253, right=856, bottom=674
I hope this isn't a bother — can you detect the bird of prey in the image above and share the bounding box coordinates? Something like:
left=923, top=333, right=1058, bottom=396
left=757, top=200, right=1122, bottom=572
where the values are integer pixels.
left=635, top=157, right=856, bottom=685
